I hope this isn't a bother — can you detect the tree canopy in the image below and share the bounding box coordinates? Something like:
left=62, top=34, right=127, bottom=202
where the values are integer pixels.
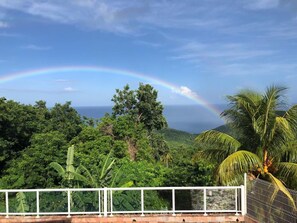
left=112, top=83, right=167, bottom=132
left=0, top=84, right=215, bottom=196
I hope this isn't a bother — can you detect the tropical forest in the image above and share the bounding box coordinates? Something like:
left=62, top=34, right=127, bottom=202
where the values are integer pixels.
left=1, top=84, right=297, bottom=212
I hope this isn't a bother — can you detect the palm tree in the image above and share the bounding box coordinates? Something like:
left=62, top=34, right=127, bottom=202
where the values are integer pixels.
left=195, top=86, right=297, bottom=206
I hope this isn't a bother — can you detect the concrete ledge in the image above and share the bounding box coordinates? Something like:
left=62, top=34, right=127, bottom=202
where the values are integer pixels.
left=243, top=216, right=258, bottom=223
left=0, top=214, right=245, bottom=223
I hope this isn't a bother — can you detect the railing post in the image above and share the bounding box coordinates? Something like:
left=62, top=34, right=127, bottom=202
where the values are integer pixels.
left=141, top=189, right=144, bottom=216
left=235, top=188, right=239, bottom=215
left=241, top=173, right=247, bottom=215
left=36, top=191, right=40, bottom=218
left=110, top=190, right=113, bottom=216
left=98, top=189, right=102, bottom=217
left=67, top=190, right=71, bottom=218
left=104, top=187, right=108, bottom=217
left=172, top=188, right=176, bottom=216
left=5, top=191, right=9, bottom=218
left=203, top=188, right=207, bottom=216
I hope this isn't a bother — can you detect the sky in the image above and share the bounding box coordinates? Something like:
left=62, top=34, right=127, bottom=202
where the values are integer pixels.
left=0, top=0, right=297, bottom=109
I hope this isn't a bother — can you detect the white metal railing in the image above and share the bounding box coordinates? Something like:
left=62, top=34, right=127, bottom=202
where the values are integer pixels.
left=0, top=185, right=246, bottom=218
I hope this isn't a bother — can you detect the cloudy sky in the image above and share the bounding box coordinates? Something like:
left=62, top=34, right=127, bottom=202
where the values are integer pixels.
left=0, top=0, right=297, bottom=107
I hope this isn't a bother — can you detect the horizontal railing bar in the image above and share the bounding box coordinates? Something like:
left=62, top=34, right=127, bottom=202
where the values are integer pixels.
left=0, top=213, right=39, bottom=215
left=66, top=212, right=101, bottom=215
left=110, top=209, right=239, bottom=213
left=109, top=186, right=242, bottom=191
left=0, top=186, right=242, bottom=193
left=0, top=188, right=105, bottom=192
left=142, top=210, right=239, bottom=213
left=0, top=210, right=241, bottom=216
left=110, top=211, right=144, bottom=213
left=0, top=213, right=97, bottom=216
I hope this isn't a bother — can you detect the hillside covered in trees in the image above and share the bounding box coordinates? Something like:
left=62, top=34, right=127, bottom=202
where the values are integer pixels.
left=0, top=83, right=214, bottom=191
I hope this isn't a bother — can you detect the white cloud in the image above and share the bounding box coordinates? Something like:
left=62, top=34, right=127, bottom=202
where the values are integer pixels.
left=0, top=32, right=20, bottom=37
left=64, top=87, right=76, bottom=92
left=22, top=44, right=51, bottom=50
left=175, top=86, right=198, bottom=98
left=0, top=21, right=9, bottom=28
left=0, top=1, right=230, bottom=34
left=213, top=62, right=297, bottom=77
left=0, top=0, right=144, bottom=33
left=171, top=41, right=275, bottom=65
left=134, top=40, right=161, bottom=48
left=245, top=0, right=279, bottom=10
left=55, top=79, right=69, bottom=83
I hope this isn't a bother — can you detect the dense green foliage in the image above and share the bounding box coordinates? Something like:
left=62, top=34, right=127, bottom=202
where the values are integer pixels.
left=112, top=83, right=168, bottom=132
left=195, top=86, right=297, bottom=207
left=6, top=84, right=297, bottom=211
left=2, top=84, right=297, bottom=212
left=0, top=84, right=214, bottom=212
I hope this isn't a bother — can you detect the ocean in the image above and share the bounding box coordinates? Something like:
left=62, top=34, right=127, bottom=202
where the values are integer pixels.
left=75, top=105, right=227, bottom=134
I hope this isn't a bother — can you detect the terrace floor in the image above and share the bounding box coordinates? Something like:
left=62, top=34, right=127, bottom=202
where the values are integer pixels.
left=0, top=214, right=245, bottom=223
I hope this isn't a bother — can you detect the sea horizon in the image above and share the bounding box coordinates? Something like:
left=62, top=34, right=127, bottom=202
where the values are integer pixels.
left=75, top=104, right=227, bottom=134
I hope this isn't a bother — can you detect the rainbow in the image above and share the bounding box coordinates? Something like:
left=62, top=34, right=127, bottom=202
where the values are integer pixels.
left=0, top=65, right=222, bottom=117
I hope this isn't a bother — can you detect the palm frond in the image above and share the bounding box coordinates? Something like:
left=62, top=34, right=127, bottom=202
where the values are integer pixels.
left=279, top=140, right=297, bottom=162
left=195, top=130, right=241, bottom=154
left=266, top=172, right=296, bottom=210
left=223, top=91, right=261, bottom=120
left=221, top=173, right=245, bottom=186
left=268, top=117, right=295, bottom=152
left=284, top=104, right=297, bottom=134
left=261, top=86, right=286, bottom=137
left=193, top=149, right=232, bottom=164
left=277, top=162, right=297, bottom=179
left=217, top=150, right=262, bottom=185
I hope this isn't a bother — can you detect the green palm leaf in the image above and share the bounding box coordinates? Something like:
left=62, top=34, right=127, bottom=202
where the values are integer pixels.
left=283, top=105, right=297, bottom=134
left=193, top=148, right=232, bottom=164
left=277, top=162, right=297, bottom=179
left=195, top=130, right=241, bottom=154
left=269, top=117, right=295, bottom=150
left=261, top=86, right=285, bottom=136
left=266, top=172, right=296, bottom=210
left=279, top=140, right=297, bottom=162
left=217, top=150, right=262, bottom=185
left=223, top=90, right=261, bottom=123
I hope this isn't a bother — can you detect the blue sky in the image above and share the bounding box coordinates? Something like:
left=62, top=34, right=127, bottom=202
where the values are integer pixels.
left=0, top=0, right=297, bottom=107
